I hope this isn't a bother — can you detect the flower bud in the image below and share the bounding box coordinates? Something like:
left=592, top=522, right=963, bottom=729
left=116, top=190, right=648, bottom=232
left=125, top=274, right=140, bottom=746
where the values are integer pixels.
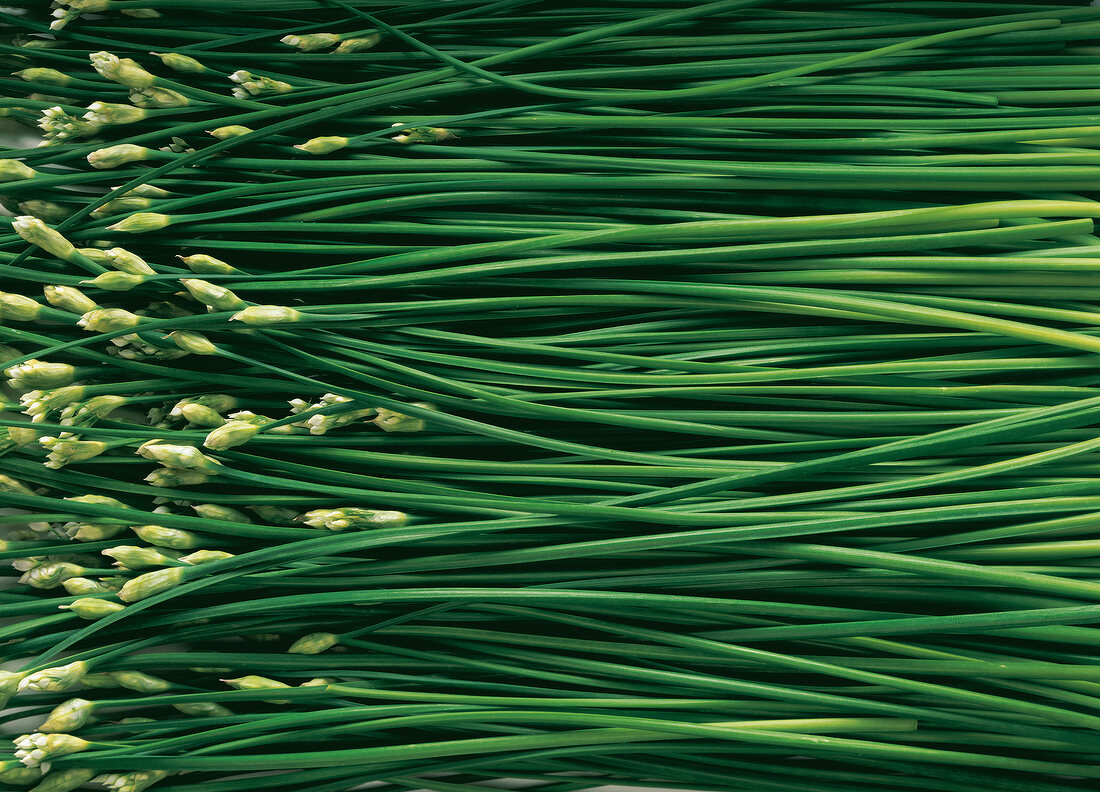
left=18, top=662, right=89, bottom=693
left=203, top=420, right=259, bottom=451
left=110, top=671, right=171, bottom=693
left=61, top=598, right=125, bottom=620
left=82, top=271, right=145, bottom=291
left=105, top=247, right=156, bottom=274
left=249, top=505, right=299, bottom=524
left=132, top=524, right=200, bottom=549
left=0, top=291, right=44, bottom=320
left=0, top=766, right=41, bottom=785
left=119, top=566, right=186, bottom=602
left=391, top=124, right=456, bottom=145
left=374, top=404, right=432, bottom=432
left=300, top=677, right=334, bottom=687
left=230, top=305, right=303, bottom=325
left=44, top=285, right=97, bottom=314
left=179, top=278, right=245, bottom=310
left=12, top=216, right=77, bottom=261
left=0, top=474, right=35, bottom=494
left=77, top=308, right=142, bottom=332
left=41, top=437, right=109, bottom=469
left=288, top=632, right=337, bottom=654
left=103, top=545, right=179, bottom=569
left=130, top=86, right=189, bottom=108
left=62, top=577, right=117, bottom=595
left=13, top=733, right=89, bottom=768
left=208, top=125, right=253, bottom=140
left=281, top=33, right=341, bottom=51
left=169, top=330, right=218, bottom=355
left=295, top=136, right=347, bottom=155
left=29, top=767, right=96, bottom=792
left=137, top=441, right=223, bottom=473
left=192, top=503, right=251, bottom=523
left=179, top=549, right=233, bottom=564
left=5, top=360, right=76, bottom=389
left=89, top=51, right=155, bottom=89
left=105, top=212, right=171, bottom=233
left=174, top=702, right=231, bottom=717
left=144, top=468, right=210, bottom=488
left=0, top=670, right=24, bottom=709
left=39, top=698, right=94, bottom=733
left=301, top=507, right=408, bottom=531
left=83, top=101, right=147, bottom=126
left=15, top=68, right=72, bottom=86
left=153, top=52, right=207, bottom=73
left=223, top=674, right=291, bottom=691
left=0, top=159, right=38, bottom=182
left=335, top=34, right=381, bottom=54
left=18, top=562, right=85, bottom=589
left=87, top=143, right=152, bottom=169
left=93, top=770, right=170, bottom=792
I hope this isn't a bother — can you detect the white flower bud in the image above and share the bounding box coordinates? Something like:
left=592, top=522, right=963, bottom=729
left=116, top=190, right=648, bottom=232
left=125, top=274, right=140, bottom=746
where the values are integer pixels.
left=18, top=662, right=89, bottom=693
left=105, top=212, right=171, bottom=233
left=0, top=765, right=41, bottom=785
left=104, top=247, right=156, bottom=274
left=119, top=566, right=186, bottom=602
left=179, top=279, right=245, bottom=310
left=223, top=674, right=291, bottom=692
left=41, top=437, right=109, bottom=469
left=137, top=441, right=223, bottom=473
left=12, top=216, right=77, bottom=261
left=391, top=124, right=456, bottom=145
left=43, top=285, right=97, bottom=314
left=83, top=102, right=147, bottom=126
left=0, top=291, right=44, bottom=320
left=110, top=671, right=171, bottom=692
left=130, top=87, right=189, bottom=108
left=77, top=308, right=142, bottom=332
left=62, top=577, right=118, bottom=595
left=13, top=733, right=89, bottom=768
left=131, top=524, right=200, bottom=549
left=230, top=305, right=303, bottom=325
left=288, top=632, right=337, bottom=654
left=87, top=143, right=152, bottom=169
left=203, top=420, right=259, bottom=451
left=229, top=71, right=292, bottom=97
left=82, top=271, right=145, bottom=291
left=61, top=598, right=125, bottom=620
left=0, top=159, right=39, bottom=181
left=179, top=549, right=233, bottom=565
left=89, top=51, right=155, bottom=89
left=39, top=698, right=94, bottom=733
left=103, top=545, right=179, bottom=569
left=5, top=360, right=76, bottom=389
left=300, top=507, right=408, bottom=531
left=153, top=51, right=206, bottom=73
left=249, top=505, right=299, bottom=524
left=169, top=330, right=217, bottom=356
left=281, top=33, right=341, bottom=51
left=300, top=677, right=334, bottom=687
left=207, top=125, right=253, bottom=140
left=295, top=136, right=347, bottom=155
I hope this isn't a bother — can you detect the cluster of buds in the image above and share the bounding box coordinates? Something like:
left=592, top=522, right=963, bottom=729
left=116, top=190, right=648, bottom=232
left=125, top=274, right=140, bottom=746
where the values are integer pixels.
left=13, top=733, right=89, bottom=769
left=49, top=0, right=112, bottom=29
left=390, top=123, right=457, bottom=144
left=229, top=70, right=293, bottom=99
left=40, top=434, right=110, bottom=469
left=20, top=386, right=87, bottom=422
left=61, top=495, right=133, bottom=541
left=289, top=393, right=374, bottom=435
left=59, top=394, right=127, bottom=426
left=37, top=106, right=99, bottom=144
left=89, top=51, right=155, bottom=89
left=4, top=359, right=76, bottom=390
left=169, top=394, right=239, bottom=426
left=17, top=560, right=86, bottom=589
left=298, top=507, right=408, bottom=531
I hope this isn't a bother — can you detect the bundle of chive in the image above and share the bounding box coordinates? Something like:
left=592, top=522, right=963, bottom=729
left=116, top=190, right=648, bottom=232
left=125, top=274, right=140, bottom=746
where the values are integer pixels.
left=7, top=1, right=1100, bottom=790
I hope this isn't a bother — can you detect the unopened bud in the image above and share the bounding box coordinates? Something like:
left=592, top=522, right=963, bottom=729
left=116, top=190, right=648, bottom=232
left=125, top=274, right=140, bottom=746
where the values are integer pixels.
left=89, top=51, right=155, bottom=89
left=18, top=662, right=89, bottom=693
left=288, top=632, right=337, bottom=654
left=281, top=33, right=341, bottom=51
left=208, top=125, right=252, bottom=140
left=130, top=86, right=189, bottom=108
left=335, top=33, right=382, bottom=54
left=103, top=545, right=179, bottom=569
left=5, top=360, right=76, bottom=389
left=44, top=285, right=97, bottom=314
left=82, top=271, right=145, bottom=291
left=39, top=698, right=94, bottom=733
left=83, top=101, right=147, bottom=126
left=12, top=216, right=76, bottom=260
left=61, top=598, right=125, bottom=620
left=301, top=507, right=408, bottom=531
left=105, top=212, right=171, bottom=233
left=170, top=330, right=217, bottom=355
left=295, top=135, right=348, bottom=155
left=110, top=671, right=171, bottom=693
left=137, top=441, right=222, bottom=473
left=87, top=143, right=152, bottom=169
left=0, top=291, right=44, bottom=320
left=15, top=68, right=72, bottom=86
left=179, top=549, right=233, bottom=564
left=77, top=308, right=142, bottom=332
left=179, top=278, right=244, bottom=310
left=153, top=52, right=207, bottom=73
left=119, top=566, right=186, bottom=602
left=0, top=159, right=38, bottom=182
left=203, top=420, right=259, bottom=451
left=230, top=305, right=303, bottom=325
